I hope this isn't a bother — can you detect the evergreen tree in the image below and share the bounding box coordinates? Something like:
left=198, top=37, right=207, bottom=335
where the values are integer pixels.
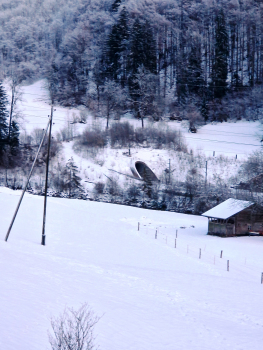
left=107, top=7, right=129, bottom=85
left=116, top=7, right=130, bottom=86
left=9, top=121, right=20, bottom=156
left=107, top=24, right=120, bottom=80
left=63, top=157, right=83, bottom=197
left=176, top=66, right=188, bottom=109
left=129, top=19, right=156, bottom=75
left=143, top=21, right=157, bottom=74
left=201, top=97, right=209, bottom=123
left=111, top=0, right=122, bottom=12
left=92, top=58, right=106, bottom=113
left=187, top=40, right=203, bottom=96
left=129, top=19, right=157, bottom=99
left=176, top=0, right=190, bottom=107
left=129, top=19, right=145, bottom=81
left=0, top=82, right=9, bottom=159
left=212, top=9, right=229, bottom=99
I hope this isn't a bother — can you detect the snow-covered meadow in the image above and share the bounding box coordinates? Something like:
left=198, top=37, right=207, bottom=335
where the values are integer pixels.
left=1, top=80, right=263, bottom=349
left=14, top=80, right=263, bottom=156
left=3, top=79, right=263, bottom=192
left=0, top=187, right=263, bottom=350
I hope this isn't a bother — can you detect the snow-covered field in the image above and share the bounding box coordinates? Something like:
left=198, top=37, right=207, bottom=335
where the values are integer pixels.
left=1, top=81, right=263, bottom=349
left=3, top=79, right=261, bottom=190
left=179, top=120, right=263, bottom=158
left=0, top=187, right=263, bottom=350
left=5, top=79, right=263, bottom=159
left=5, top=80, right=82, bottom=135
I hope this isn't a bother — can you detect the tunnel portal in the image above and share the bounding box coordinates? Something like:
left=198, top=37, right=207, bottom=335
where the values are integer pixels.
left=133, top=161, right=158, bottom=182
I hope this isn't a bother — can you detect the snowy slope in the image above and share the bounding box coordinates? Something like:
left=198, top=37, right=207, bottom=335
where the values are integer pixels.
left=2, top=79, right=263, bottom=191
left=4, top=80, right=83, bottom=135
left=176, top=120, right=263, bottom=158
left=0, top=188, right=263, bottom=350
left=4, top=80, right=263, bottom=158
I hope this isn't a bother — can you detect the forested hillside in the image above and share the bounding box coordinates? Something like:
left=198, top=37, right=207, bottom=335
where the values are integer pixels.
left=0, top=0, right=263, bottom=214
left=0, top=0, right=263, bottom=125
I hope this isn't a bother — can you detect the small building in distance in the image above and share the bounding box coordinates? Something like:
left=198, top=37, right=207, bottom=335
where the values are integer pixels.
left=202, top=198, right=263, bottom=237
left=233, top=173, right=263, bottom=193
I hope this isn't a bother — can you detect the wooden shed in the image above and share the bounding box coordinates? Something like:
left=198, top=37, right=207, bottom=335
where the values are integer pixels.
left=202, top=198, right=263, bottom=237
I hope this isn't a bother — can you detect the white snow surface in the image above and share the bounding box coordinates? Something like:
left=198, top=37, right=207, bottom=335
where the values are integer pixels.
left=0, top=188, right=263, bottom=350
left=3, top=79, right=263, bottom=190
left=4, top=80, right=263, bottom=158
left=4, top=80, right=83, bottom=135
left=177, top=120, right=263, bottom=158
left=202, top=198, right=254, bottom=219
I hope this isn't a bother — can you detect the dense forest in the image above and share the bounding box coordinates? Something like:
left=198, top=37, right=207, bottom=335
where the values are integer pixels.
left=0, top=0, right=263, bottom=126
left=0, top=0, right=263, bottom=213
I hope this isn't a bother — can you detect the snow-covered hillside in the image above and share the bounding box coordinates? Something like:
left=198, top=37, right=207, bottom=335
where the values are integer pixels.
left=5, top=79, right=263, bottom=158
left=0, top=187, right=263, bottom=350
left=3, top=79, right=262, bottom=193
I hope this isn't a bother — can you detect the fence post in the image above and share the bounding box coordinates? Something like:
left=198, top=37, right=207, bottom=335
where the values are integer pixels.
left=155, top=229, right=157, bottom=239
left=176, top=229, right=178, bottom=238
left=227, top=260, right=229, bottom=271
left=220, top=250, right=223, bottom=258
left=138, top=222, right=140, bottom=231
left=261, top=273, right=263, bottom=284
left=199, top=248, right=201, bottom=259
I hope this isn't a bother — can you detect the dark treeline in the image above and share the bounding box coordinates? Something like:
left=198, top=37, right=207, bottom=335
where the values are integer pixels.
left=1, top=0, right=263, bottom=125
left=0, top=81, right=20, bottom=166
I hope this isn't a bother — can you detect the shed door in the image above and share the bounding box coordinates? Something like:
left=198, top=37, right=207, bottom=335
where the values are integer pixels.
left=226, top=225, right=234, bottom=235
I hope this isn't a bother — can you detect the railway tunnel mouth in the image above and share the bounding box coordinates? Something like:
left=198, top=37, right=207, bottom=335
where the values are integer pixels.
left=134, top=161, right=158, bottom=182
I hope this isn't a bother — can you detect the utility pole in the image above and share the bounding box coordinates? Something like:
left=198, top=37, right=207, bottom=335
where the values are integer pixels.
left=41, top=106, right=54, bottom=246
left=205, top=160, right=208, bottom=188
left=8, top=85, right=15, bottom=139
left=5, top=118, right=51, bottom=242
left=169, top=159, right=171, bottom=184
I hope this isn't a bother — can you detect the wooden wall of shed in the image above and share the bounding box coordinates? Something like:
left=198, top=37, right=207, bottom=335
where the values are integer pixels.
left=208, top=221, right=235, bottom=236
left=235, top=207, right=263, bottom=235
left=208, top=222, right=227, bottom=236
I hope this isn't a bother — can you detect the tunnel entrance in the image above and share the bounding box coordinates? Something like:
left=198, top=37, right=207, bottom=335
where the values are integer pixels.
left=134, top=161, right=158, bottom=182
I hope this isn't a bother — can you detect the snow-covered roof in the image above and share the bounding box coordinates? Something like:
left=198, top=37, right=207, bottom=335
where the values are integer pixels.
left=202, top=198, right=254, bottom=219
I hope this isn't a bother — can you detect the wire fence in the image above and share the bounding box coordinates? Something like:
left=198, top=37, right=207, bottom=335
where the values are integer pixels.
left=137, top=222, right=263, bottom=281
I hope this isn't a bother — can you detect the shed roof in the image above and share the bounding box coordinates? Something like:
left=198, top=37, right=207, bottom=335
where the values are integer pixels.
left=202, top=198, right=254, bottom=220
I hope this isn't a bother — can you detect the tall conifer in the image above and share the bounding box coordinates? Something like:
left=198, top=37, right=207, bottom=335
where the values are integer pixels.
left=187, top=40, right=203, bottom=96
left=129, top=19, right=145, bottom=74
left=212, top=8, right=229, bottom=99
left=107, top=7, right=129, bottom=85
left=111, top=0, right=122, bottom=12
left=130, top=19, right=156, bottom=75
left=0, top=82, right=8, bottom=157
left=9, top=121, right=20, bottom=156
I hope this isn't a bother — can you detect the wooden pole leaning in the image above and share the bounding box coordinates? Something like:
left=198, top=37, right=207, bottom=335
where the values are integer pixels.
left=5, top=117, right=51, bottom=242
left=41, top=106, right=53, bottom=246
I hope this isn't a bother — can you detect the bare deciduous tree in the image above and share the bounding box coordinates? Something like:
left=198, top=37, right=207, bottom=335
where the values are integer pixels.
left=187, top=104, right=203, bottom=131
left=48, top=304, right=99, bottom=350
left=132, top=65, right=159, bottom=128
left=100, top=79, right=126, bottom=129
